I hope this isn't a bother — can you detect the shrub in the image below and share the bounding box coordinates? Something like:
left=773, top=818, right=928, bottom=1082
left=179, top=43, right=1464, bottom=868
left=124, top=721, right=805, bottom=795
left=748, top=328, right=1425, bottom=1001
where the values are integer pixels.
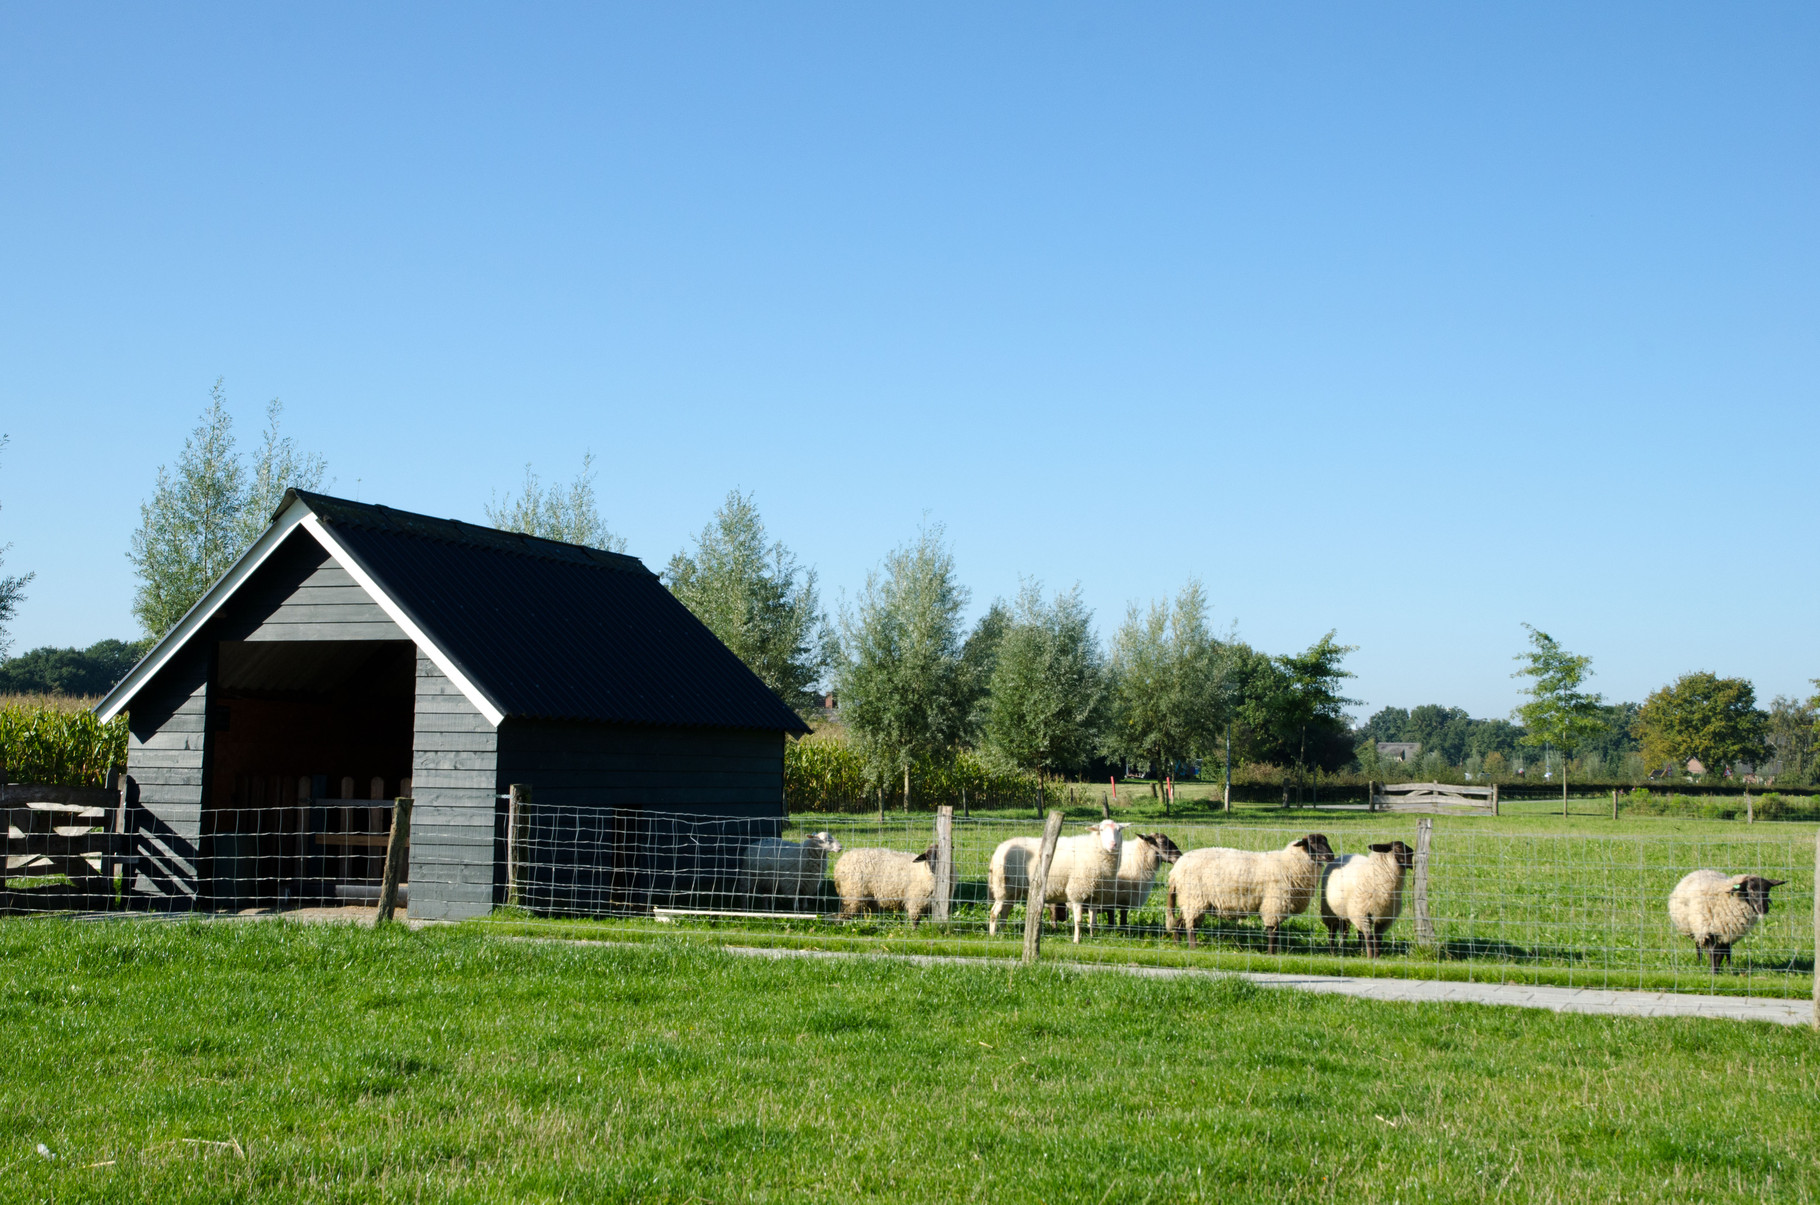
left=0, top=703, right=127, bottom=787
left=784, top=736, right=1038, bottom=813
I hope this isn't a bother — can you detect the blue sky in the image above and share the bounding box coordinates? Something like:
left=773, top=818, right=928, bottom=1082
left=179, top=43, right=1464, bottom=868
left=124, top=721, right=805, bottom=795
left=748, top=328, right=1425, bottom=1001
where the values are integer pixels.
left=2, top=3, right=1815, bottom=720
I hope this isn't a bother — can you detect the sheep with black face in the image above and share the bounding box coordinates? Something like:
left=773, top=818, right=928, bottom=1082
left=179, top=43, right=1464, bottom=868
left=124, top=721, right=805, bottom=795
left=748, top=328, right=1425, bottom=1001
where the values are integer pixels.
left=1093, top=832, right=1184, bottom=929
left=1667, top=870, right=1787, bottom=972
left=1319, top=840, right=1416, bottom=958
left=1163, top=834, right=1337, bottom=953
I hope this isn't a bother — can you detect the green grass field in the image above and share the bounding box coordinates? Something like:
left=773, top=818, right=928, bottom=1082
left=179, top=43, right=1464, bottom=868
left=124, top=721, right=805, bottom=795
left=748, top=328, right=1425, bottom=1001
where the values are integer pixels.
left=2, top=918, right=1817, bottom=1203
left=751, top=805, right=1818, bottom=998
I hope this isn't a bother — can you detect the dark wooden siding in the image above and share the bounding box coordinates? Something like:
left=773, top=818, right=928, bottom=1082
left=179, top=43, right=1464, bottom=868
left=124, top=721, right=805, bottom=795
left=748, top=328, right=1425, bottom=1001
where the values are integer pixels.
left=406, top=650, right=499, bottom=921
left=214, top=532, right=405, bottom=643
left=124, top=642, right=209, bottom=905
left=495, top=721, right=785, bottom=915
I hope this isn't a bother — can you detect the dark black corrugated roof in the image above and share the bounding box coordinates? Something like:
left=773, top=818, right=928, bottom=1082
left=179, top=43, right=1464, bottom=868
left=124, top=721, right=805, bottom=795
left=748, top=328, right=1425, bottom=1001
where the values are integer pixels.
left=291, top=490, right=810, bottom=734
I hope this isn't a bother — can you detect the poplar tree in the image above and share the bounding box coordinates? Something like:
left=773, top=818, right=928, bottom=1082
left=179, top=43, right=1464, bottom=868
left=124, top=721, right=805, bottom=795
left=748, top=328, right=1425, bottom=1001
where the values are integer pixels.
left=665, top=490, right=827, bottom=714
left=486, top=452, right=625, bottom=551
left=982, top=582, right=1107, bottom=779
left=1512, top=624, right=1607, bottom=798
left=128, top=382, right=326, bottom=638
left=836, top=525, right=969, bottom=806
left=0, top=435, right=31, bottom=658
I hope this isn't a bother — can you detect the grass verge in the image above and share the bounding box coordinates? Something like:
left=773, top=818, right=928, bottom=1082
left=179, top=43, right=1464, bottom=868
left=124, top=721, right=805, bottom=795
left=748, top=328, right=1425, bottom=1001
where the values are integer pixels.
left=2, top=917, right=1817, bottom=1203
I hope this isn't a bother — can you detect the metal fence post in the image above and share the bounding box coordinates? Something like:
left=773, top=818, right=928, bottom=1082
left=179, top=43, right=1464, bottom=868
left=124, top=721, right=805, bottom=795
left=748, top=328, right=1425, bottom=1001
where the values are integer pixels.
left=1021, top=810, right=1064, bottom=965
left=377, top=797, right=412, bottom=923
left=932, top=806, right=954, bottom=923
left=1412, top=816, right=1436, bottom=948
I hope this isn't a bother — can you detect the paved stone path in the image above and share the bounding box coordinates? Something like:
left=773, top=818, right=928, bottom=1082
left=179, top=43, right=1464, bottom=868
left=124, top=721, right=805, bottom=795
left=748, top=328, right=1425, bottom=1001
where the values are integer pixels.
left=720, top=944, right=1815, bottom=1028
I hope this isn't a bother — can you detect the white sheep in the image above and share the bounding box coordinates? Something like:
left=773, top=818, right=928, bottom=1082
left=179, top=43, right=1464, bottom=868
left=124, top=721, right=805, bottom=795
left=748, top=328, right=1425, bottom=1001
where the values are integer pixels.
left=1163, top=833, right=1336, bottom=953
left=1093, top=832, right=1184, bottom=929
left=1319, top=840, right=1415, bottom=958
left=739, top=831, right=841, bottom=909
left=987, top=819, right=1127, bottom=943
left=1667, top=870, right=1788, bottom=972
left=831, top=844, right=953, bottom=928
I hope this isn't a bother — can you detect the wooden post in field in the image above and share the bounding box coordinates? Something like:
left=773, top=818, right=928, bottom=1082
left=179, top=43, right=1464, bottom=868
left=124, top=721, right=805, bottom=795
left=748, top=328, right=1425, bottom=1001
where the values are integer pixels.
left=376, top=797, right=412, bottom=923
left=1021, top=810, right=1064, bottom=965
left=1222, top=782, right=1230, bottom=814
left=1490, top=783, right=1499, bottom=817
left=1411, top=817, right=1436, bottom=947
left=1100, top=792, right=1111, bottom=821
left=931, top=805, right=954, bottom=923
left=506, top=783, right=531, bottom=908
left=1612, top=789, right=1619, bottom=821
left=1744, top=789, right=1752, bottom=825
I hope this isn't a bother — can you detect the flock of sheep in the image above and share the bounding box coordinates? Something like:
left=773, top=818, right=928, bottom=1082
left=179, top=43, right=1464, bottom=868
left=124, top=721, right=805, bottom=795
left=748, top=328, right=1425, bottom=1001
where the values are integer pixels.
left=737, top=822, right=1792, bottom=970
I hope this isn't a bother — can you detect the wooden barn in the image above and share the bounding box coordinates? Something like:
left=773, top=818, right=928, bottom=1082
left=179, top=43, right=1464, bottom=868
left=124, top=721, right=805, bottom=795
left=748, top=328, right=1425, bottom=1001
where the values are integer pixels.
left=96, top=490, right=810, bottom=920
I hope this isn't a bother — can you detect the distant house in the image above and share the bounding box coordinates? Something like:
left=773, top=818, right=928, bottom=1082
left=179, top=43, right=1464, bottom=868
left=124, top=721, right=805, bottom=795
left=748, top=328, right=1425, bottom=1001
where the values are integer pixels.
left=1376, top=742, right=1421, bottom=763
left=96, top=491, right=809, bottom=921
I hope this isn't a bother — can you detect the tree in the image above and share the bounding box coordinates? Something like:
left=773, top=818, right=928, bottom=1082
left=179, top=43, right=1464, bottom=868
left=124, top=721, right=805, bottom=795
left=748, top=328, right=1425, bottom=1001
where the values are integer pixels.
left=1631, top=672, right=1769, bottom=779
left=1102, top=581, right=1221, bottom=782
left=0, top=638, right=149, bottom=696
left=1764, top=692, right=1817, bottom=784
left=835, top=525, right=969, bottom=806
left=1268, top=632, right=1358, bottom=795
left=957, top=600, right=1011, bottom=740
left=0, top=435, right=31, bottom=659
left=128, top=382, right=327, bottom=639
left=486, top=452, right=625, bottom=551
left=1512, top=624, right=1606, bottom=799
left=981, top=582, right=1107, bottom=780
left=664, top=490, right=827, bottom=715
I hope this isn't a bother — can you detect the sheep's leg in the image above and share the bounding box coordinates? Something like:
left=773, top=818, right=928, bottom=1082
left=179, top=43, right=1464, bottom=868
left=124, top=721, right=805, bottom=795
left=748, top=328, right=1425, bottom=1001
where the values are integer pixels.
left=988, top=897, right=1004, bottom=937
left=1265, top=924, right=1280, bottom=956
left=1184, top=910, right=1199, bottom=949
left=1070, top=901, right=1083, bottom=943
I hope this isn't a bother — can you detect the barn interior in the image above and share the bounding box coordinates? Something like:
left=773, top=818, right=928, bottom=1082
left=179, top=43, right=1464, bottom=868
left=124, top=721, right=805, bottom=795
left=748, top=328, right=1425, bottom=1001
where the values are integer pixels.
left=204, top=639, right=416, bottom=910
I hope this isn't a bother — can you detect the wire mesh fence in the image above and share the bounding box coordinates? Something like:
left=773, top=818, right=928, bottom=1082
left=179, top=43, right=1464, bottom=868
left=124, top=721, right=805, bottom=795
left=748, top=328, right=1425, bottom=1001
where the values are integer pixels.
left=6, top=795, right=1816, bottom=999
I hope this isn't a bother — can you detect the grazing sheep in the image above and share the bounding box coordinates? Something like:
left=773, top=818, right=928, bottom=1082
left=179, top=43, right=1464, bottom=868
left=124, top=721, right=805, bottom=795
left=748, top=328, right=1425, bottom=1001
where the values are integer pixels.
left=1163, top=834, right=1336, bottom=953
left=831, top=844, right=953, bottom=928
left=1319, top=841, right=1416, bottom=958
left=739, top=831, right=841, bottom=908
left=1093, top=833, right=1185, bottom=929
left=1667, top=870, right=1788, bottom=972
left=987, top=819, right=1127, bottom=943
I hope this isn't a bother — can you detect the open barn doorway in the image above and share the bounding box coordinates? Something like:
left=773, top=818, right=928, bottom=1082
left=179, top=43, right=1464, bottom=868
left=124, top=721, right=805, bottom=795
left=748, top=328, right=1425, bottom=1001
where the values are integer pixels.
left=204, top=640, right=415, bottom=911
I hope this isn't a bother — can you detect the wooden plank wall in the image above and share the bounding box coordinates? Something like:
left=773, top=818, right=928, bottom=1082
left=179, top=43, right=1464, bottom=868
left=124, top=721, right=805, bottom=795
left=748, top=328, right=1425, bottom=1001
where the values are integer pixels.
left=219, top=534, right=405, bottom=643
left=496, top=722, right=785, bottom=815
left=124, top=642, right=209, bottom=905
left=406, top=649, right=499, bottom=921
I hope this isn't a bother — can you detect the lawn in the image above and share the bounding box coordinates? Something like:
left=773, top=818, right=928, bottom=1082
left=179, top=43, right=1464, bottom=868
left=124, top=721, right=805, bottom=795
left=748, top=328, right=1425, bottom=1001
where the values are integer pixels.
left=758, top=806, right=1818, bottom=998
left=2, top=918, right=1817, bottom=1203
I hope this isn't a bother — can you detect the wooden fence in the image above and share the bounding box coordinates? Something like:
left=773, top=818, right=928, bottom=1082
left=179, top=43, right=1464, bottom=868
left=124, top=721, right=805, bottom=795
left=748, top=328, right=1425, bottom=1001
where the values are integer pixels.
left=1369, top=781, right=1498, bottom=815
left=2, top=783, right=131, bottom=912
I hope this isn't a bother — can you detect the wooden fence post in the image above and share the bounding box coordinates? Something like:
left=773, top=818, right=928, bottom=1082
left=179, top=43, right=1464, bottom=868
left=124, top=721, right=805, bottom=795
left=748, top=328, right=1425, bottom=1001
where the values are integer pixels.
left=506, top=783, right=531, bottom=908
left=1412, top=816, right=1436, bottom=948
left=1612, top=789, right=1619, bottom=821
left=1100, top=792, right=1111, bottom=821
left=1744, top=789, right=1753, bottom=825
left=1490, top=783, right=1499, bottom=817
left=932, top=805, right=954, bottom=923
left=1021, top=810, right=1064, bottom=965
left=376, top=797, right=412, bottom=923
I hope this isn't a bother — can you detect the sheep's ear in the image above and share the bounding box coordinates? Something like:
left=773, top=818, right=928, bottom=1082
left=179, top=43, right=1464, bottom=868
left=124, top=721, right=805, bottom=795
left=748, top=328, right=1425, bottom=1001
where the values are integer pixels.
left=1368, top=843, right=1393, bottom=854
left=913, top=850, right=932, bottom=863
left=1292, top=838, right=1310, bottom=851
left=1765, top=879, right=1788, bottom=888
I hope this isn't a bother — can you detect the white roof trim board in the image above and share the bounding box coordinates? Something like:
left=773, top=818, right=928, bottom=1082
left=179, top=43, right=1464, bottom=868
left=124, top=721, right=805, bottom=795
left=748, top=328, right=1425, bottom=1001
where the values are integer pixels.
left=300, top=514, right=505, bottom=727
left=95, top=500, right=505, bottom=729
